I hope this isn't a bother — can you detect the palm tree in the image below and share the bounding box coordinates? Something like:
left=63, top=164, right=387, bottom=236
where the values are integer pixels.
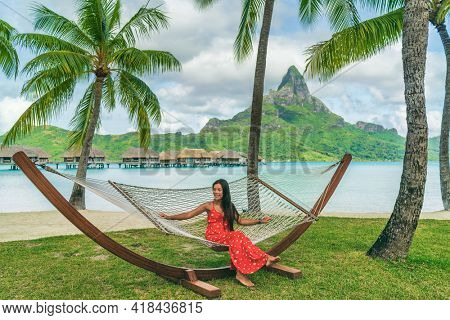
left=304, top=0, right=450, bottom=211
left=432, top=3, right=450, bottom=212
left=305, top=0, right=431, bottom=259
left=0, top=19, right=19, bottom=78
left=195, top=0, right=365, bottom=177
left=369, top=0, right=429, bottom=259
left=1, top=0, right=181, bottom=210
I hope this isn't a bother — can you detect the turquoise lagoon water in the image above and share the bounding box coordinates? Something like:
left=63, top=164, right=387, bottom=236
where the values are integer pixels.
left=0, top=161, right=444, bottom=213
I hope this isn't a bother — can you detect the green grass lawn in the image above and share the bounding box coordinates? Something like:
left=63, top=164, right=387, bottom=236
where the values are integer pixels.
left=0, top=217, right=448, bottom=300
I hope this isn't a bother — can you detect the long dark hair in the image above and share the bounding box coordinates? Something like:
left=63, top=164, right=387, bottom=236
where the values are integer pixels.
left=212, top=179, right=239, bottom=231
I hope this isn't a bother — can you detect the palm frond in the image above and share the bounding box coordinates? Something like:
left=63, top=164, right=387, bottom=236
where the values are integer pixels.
left=68, top=81, right=96, bottom=149
left=2, top=78, right=76, bottom=146
left=21, top=65, right=88, bottom=100
left=298, top=0, right=324, bottom=25
left=76, top=0, right=106, bottom=45
left=111, top=6, right=169, bottom=48
left=15, top=33, right=90, bottom=55
left=354, top=0, right=404, bottom=13
left=103, top=74, right=116, bottom=111
left=0, top=36, right=19, bottom=78
left=22, top=51, right=92, bottom=77
left=118, top=70, right=161, bottom=124
left=325, top=0, right=361, bottom=31
left=31, top=3, right=94, bottom=49
left=436, top=0, right=450, bottom=25
left=118, top=70, right=163, bottom=147
left=194, top=0, right=223, bottom=9
left=111, top=48, right=181, bottom=75
left=234, top=0, right=265, bottom=62
left=107, top=0, right=121, bottom=35
left=304, top=8, right=403, bottom=81
left=0, top=19, right=16, bottom=39
left=134, top=104, right=151, bottom=149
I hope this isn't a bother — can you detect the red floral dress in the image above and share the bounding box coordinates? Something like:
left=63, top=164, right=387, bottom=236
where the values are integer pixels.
left=205, top=201, right=268, bottom=274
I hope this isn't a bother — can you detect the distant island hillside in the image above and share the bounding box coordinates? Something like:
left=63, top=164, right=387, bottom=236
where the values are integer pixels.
left=0, top=66, right=445, bottom=162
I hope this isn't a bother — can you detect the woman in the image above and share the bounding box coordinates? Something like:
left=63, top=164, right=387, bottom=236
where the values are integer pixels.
left=160, top=179, right=280, bottom=287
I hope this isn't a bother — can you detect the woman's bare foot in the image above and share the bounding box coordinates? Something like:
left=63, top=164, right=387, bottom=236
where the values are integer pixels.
left=266, top=255, right=280, bottom=267
left=236, top=271, right=255, bottom=287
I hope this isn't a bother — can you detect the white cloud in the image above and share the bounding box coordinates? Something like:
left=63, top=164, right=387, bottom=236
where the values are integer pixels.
left=0, top=97, right=30, bottom=135
left=157, top=84, right=194, bottom=101
left=428, top=110, right=442, bottom=138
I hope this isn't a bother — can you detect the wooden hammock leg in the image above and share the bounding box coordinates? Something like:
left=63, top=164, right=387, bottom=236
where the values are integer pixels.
left=265, top=263, right=302, bottom=279
left=180, top=269, right=221, bottom=299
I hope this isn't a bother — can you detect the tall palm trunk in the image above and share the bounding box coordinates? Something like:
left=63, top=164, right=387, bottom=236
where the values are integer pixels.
left=247, top=0, right=274, bottom=213
left=247, top=0, right=274, bottom=177
left=367, top=0, right=429, bottom=260
left=436, top=22, right=450, bottom=211
left=69, top=76, right=105, bottom=210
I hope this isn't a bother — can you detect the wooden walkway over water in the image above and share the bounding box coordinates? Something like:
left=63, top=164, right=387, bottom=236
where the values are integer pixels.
left=1, top=161, right=249, bottom=171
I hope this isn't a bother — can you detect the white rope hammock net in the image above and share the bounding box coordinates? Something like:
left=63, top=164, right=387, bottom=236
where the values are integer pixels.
left=43, top=160, right=340, bottom=249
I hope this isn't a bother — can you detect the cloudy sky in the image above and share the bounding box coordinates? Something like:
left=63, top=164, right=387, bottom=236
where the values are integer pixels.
left=0, top=0, right=446, bottom=138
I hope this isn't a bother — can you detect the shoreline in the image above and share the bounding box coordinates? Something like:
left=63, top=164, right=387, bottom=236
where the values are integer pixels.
left=0, top=209, right=448, bottom=243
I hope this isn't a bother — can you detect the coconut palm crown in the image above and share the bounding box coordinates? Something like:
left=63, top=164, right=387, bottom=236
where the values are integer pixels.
left=2, top=0, right=181, bottom=149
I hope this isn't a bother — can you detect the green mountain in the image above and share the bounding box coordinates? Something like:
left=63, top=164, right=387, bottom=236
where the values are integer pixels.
left=199, top=65, right=407, bottom=161
left=0, top=66, right=444, bottom=162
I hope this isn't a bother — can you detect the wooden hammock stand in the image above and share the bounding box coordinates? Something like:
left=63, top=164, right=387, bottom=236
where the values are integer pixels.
left=13, top=151, right=352, bottom=298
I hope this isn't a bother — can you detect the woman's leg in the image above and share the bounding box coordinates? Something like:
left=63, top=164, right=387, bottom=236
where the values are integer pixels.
left=265, top=255, right=280, bottom=267
left=235, top=270, right=255, bottom=287
left=227, top=230, right=270, bottom=275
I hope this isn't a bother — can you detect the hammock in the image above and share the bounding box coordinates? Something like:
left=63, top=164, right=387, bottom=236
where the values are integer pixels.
left=13, top=151, right=352, bottom=298
left=42, top=158, right=343, bottom=249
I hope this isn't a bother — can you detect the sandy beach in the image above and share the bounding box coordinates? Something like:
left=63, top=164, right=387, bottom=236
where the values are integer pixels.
left=0, top=210, right=448, bottom=243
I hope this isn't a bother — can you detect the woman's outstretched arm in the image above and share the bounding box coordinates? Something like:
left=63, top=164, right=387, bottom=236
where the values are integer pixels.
left=237, top=216, right=272, bottom=226
left=160, top=202, right=209, bottom=221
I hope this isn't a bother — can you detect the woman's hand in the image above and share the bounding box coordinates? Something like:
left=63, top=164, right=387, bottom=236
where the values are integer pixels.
left=159, top=213, right=170, bottom=219
left=260, top=216, right=272, bottom=224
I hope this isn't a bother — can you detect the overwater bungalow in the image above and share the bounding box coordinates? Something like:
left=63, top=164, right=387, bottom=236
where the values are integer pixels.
left=0, top=146, right=37, bottom=165
left=209, top=151, right=223, bottom=165
left=177, top=148, right=212, bottom=167
left=0, top=145, right=49, bottom=169
left=209, top=150, right=245, bottom=166
left=122, top=147, right=159, bottom=167
left=218, top=150, right=245, bottom=166
left=63, top=148, right=106, bottom=168
left=27, top=147, right=50, bottom=165
left=159, top=150, right=179, bottom=167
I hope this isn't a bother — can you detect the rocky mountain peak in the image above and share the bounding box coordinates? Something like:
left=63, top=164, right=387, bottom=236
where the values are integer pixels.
left=356, top=121, right=398, bottom=135
left=264, top=65, right=330, bottom=113
left=277, top=65, right=310, bottom=96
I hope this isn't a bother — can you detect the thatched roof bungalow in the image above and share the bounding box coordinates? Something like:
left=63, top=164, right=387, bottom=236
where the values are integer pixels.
left=122, top=147, right=159, bottom=163
left=159, top=150, right=179, bottom=165
left=27, top=147, right=50, bottom=164
left=209, top=150, right=245, bottom=164
left=63, top=148, right=105, bottom=163
left=218, top=150, right=245, bottom=164
left=0, top=146, right=49, bottom=164
left=177, top=148, right=212, bottom=165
